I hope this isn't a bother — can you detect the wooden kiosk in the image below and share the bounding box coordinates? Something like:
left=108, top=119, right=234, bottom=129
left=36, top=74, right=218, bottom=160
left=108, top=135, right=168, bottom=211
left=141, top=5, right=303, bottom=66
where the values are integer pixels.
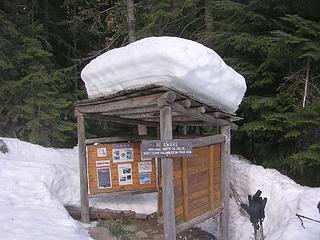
left=75, top=85, right=239, bottom=240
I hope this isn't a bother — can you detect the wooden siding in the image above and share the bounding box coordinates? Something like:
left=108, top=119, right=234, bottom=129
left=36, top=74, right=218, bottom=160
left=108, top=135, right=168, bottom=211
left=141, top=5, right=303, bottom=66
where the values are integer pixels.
left=159, top=144, right=222, bottom=226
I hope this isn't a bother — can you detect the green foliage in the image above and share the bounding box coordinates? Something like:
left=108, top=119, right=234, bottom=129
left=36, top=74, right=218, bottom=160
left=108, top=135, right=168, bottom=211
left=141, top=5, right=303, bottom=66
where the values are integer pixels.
left=284, top=144, right=320, bottom=186
left=97, top=218, right=133, bottom=239
left=0, top=7, right=76, bottom=147
left=193, top=0, right=320, bottom=185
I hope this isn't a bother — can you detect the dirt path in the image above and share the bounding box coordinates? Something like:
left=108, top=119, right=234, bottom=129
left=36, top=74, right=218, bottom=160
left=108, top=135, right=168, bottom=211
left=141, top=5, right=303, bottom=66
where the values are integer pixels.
left=88, top=218, right=216, bottom=240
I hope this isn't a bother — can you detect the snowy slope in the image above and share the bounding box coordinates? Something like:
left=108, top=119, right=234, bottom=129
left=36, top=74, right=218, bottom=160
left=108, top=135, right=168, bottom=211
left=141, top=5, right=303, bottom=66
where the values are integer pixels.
left=230, top=156, right=320, bottom=240
left=0, top=138, right=319, bottom=240
left=0, top=138, right=90, bottom=240
left=81, top=37, right=246, bottom=113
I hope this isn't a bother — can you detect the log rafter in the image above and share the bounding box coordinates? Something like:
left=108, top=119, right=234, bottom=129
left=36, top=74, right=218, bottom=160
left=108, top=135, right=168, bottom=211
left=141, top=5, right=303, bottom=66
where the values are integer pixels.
left=75, top=86, right=239, bottom=129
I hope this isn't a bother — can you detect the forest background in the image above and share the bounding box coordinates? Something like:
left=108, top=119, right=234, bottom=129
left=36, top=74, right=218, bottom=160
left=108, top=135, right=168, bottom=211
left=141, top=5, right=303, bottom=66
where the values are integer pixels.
left=1, top=0, right=319, bottom=186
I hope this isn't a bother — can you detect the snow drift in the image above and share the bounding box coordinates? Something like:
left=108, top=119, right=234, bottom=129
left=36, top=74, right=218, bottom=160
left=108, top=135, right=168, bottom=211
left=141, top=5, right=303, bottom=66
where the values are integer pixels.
left=0, top=138, right=90, bottom=240
left=81, top=37, right=247, bottom=113
left=230, top=156, right=320, bottom=240
left=0, top=138, right=319, bottom=240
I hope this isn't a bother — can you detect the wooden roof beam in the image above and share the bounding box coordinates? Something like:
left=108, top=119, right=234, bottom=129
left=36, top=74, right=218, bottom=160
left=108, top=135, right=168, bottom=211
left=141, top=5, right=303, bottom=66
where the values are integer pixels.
left=102, top=106, right=160, bottom=116
left=170, top=102, right=237, bottom=129
left=75, top=93, right=164, bottom=114
left=85, top=113, right=158, bottom=127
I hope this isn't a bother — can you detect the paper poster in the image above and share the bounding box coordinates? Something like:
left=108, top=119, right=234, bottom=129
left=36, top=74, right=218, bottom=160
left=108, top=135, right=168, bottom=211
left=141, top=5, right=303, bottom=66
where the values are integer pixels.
left=112, top=143, right=134, bottom=163
left=97, top=168, right=112, bottom=189
left=96, top=147, right=107, bottom=157
left=138, top=161, right=152, bottom=172
left=139, top=172, right=151, bottom=184
left=118, top=163, right=132, bottom=185
left=96, top=160, right=110, bottom=167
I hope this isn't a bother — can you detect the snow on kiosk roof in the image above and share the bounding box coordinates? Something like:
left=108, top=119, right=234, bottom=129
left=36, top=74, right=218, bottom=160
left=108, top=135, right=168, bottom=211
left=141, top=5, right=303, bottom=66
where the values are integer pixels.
left=81, top=37, right=246, bottom=114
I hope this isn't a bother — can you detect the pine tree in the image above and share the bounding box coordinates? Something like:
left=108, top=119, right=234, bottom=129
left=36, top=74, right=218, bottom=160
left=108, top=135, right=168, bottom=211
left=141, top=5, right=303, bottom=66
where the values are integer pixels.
left=0, top=5, right=75, bottom=147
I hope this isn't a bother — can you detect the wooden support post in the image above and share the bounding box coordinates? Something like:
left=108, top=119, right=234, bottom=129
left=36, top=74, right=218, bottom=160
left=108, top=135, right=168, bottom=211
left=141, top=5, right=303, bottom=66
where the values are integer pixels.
left=160, top=105, right=176, bottom=240
left=220, top=126, right=231, bottom=240
left=77, top=113, right=90, bottom=223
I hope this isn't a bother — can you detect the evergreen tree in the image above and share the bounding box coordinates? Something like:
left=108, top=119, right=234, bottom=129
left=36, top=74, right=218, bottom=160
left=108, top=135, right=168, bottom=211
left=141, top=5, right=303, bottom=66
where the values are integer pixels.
left=0, top=4, right=75, bottom=147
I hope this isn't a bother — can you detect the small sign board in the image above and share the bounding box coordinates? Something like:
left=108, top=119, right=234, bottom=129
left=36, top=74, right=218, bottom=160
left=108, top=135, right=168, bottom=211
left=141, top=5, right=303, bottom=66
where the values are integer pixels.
left=141, top=139, right=192, bottom=158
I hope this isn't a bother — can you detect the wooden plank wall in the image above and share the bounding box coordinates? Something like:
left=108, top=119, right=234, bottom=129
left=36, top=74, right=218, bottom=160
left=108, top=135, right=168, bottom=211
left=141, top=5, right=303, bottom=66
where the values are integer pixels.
left=87, top=143, right=157, bottom=195
left=159, top=144, right=222, bottom=225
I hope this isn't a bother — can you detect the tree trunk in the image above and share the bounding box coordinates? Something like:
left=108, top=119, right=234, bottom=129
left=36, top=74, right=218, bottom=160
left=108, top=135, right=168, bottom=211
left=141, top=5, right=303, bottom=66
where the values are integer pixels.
left=126, top=0, right=135, bottom=43
left=125, top=1, right=147, bottom=134
left=302, top=57, right=311, bottom=108
left=205, top=0, right=213, bottom=31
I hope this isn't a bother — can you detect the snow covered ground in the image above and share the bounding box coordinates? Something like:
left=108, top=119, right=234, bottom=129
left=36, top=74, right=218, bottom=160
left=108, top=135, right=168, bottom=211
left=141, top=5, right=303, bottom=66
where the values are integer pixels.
left=0, top=138, right=319, bottom=240
left=230, top=156, right=320, bottom=240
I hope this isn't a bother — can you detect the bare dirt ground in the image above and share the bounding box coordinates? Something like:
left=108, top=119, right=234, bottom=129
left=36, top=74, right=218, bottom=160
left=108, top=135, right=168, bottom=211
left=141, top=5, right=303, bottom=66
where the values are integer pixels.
left=88, top=218, right=216, bottom=240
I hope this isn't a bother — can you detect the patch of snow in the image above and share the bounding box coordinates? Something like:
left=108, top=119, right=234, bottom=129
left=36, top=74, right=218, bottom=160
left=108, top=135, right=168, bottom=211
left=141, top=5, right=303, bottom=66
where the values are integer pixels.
left=81, top=37, right=246, bottom=113
left=90, top=192, right=157, bottom=214
left=229, top=155, right=320, bottom=240
left=0, top=138, right=90, bottom=240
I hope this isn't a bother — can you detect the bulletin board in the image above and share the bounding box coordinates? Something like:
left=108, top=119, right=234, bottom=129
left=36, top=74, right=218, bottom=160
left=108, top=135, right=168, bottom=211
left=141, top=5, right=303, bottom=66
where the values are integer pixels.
left=87, top=142, right=157, bottom=196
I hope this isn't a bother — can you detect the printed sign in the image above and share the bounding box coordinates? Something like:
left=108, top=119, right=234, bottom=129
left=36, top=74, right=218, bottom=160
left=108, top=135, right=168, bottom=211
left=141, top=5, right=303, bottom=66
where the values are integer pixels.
left=97, top=168, right=112, bottom=189
left=140, top=147, right=152, bottom=161
left=96, top=160, right=110, bottom=167
left=112, top=143, right=134, bottom=163
left=96, top=147, right=107, bottom=157
left=139, top=172, right=151, bottom=184
left=141, top=139, right=192, bottom=158
left=118, top=163, right=132, bottom=185
left=138, top=161, right=152, bottom=172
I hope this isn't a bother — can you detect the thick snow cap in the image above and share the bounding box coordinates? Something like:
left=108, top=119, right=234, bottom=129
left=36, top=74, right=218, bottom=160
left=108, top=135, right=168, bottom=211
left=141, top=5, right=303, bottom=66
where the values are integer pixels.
left=81, top=37, right=247, bottom=113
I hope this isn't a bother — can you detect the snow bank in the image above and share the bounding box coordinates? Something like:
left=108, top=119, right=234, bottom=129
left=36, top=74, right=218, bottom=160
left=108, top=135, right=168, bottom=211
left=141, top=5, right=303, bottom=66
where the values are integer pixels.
left=230, top=156, right=320, bottom=240
left=0, top=138, right=90, bottom=240
left=81, top=37, right=246, bottom=113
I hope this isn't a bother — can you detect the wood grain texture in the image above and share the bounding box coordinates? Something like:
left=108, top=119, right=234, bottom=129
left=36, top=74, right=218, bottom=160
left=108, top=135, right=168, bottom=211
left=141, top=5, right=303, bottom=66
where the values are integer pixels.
left=77, top=113, right=90, bottom=223
left=220, top=126, right=230, bottom=240
left=160, top=105, right=176, bottom=240
left=158, top=142, right=223, bottom=233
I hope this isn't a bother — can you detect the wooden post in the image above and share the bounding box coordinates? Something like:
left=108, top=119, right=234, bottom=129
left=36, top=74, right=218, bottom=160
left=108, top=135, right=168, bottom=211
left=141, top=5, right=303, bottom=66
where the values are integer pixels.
left=77, top=113, right=90, bottom=223
left=160, top=105, right=176, bottom=240
left=220, top=126, right=231, bottom=240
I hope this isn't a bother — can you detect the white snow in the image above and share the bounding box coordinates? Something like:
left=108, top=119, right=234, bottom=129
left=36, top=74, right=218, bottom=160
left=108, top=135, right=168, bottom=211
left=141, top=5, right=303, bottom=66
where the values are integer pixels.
left=229, top=155, right=320, bottom=240
left=0, top=138, right=319, bottom=240
left=0, top=138, right=90, bottom=240
left=81, top=37, right=247, bottom=113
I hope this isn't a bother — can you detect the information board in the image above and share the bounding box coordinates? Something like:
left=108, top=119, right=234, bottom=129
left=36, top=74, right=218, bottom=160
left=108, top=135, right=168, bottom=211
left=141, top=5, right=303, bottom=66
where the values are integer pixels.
left=87, top=142, right=157, bottom=195
left=141, top=139, right=192, bottom=158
